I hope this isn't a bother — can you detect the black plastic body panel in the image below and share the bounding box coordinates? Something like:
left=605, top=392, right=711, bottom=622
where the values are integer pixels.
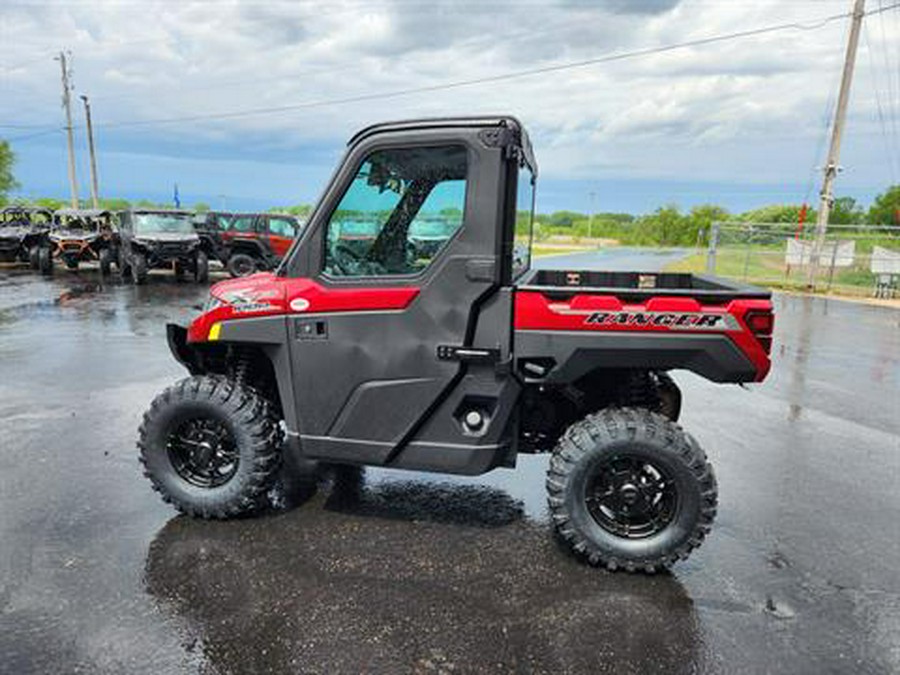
left=514, top=329, right=759, bottom=384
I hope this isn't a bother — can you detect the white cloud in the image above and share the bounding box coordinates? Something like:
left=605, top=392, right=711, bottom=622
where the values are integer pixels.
left=1, top=0, right=896, bottom=203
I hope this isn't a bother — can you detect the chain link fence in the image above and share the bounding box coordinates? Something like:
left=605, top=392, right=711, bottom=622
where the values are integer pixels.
left=700, top=222, right=900, bottom=298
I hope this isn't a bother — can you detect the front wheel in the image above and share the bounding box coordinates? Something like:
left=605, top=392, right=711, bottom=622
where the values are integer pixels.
left=547, top=408, right=717, bottom=572
left=38, top=246, right=53, bottom=275
left=138, top=375, right=282, bottom=518
left=132, top=252, right=148, bottom=285
left=29, top=246, right=40, bottom=269
left=99, top=247, right=113, bottom=276
left=195, top=249, right=209, bottom=283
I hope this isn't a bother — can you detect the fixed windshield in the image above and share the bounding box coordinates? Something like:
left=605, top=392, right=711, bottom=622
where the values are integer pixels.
left=134, top=213, right=194, bottom=235
left=513, top=163, right=536, bottom=279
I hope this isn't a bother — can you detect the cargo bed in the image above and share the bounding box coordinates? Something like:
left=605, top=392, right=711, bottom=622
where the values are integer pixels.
left=516, top=269, right=771, bottom=304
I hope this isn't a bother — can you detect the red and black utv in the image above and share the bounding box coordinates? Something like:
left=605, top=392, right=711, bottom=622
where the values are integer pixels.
left=139, top=117, right=773, bottom=572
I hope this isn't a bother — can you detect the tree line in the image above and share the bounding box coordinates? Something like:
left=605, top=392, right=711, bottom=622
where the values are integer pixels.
left=2, top=139, right=897, bottom=247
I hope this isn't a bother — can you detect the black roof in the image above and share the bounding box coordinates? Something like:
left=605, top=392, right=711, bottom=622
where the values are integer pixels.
left=54, top=208, right=112, bottom=217
left=347, top=116, right=537, bottom=177
left=2, top=206, right=53, bottom=216
left=128, top=208, right=194, bottom=216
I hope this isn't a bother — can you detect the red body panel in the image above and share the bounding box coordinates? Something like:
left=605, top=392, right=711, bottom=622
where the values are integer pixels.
left=514, top=290, right=773, bottom=381
left=268, top=234, right=294, bottom=258
left=186, top=273, right=420, bottom=343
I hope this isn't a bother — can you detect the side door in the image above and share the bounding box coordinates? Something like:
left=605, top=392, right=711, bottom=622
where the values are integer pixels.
left=265, top=215, right=297, bottom=260
left=285, top=134, right=519, bottom=472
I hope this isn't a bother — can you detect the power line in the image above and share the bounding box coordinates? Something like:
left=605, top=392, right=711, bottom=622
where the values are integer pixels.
left=6, top=4, right=899, bottom=135
left=5, top=128, right=61, bottom=142
left=874, top=0, right=900, bottom=169
left=96, top=8, right=866, bottom=131
left=862, top=22, right=899, bottom=183
left=87, top=13, right=604, bottom=106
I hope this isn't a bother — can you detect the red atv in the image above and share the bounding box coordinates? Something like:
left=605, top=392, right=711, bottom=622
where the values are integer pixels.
left=139, top=117, right=773, bottom=572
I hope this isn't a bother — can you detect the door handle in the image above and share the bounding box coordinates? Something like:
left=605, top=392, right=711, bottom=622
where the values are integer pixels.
left=295, top=319, right=328, bottom=340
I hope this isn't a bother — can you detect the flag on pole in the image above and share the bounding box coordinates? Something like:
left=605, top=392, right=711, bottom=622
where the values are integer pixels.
left=173, top=183, right=181, bottom=209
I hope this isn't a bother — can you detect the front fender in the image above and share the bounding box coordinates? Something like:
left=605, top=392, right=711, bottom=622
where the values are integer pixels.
left=165, top=319, right=300, bottom=434
left=167, top=323, right=202, bottom=374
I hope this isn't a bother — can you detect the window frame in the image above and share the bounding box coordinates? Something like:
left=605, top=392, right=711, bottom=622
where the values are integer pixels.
left=318, top=143, right=471, bottom=283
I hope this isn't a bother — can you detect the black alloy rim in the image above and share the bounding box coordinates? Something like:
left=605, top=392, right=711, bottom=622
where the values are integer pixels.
left=234, top=258, right=255, bottom=276
left=167, top=417, right=239, bottom=488
left=585, top=454, right=678, bottom=539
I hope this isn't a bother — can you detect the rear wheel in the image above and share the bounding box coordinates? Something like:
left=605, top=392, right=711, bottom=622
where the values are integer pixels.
left=138, top=375, right=282, bottom=518
left=227, top=252, right=257, bottom=278
left=38, top=246, right=53, bottom=275
left=195, top=250, right=209, bottom=283
left=547, top=407, right=717, bottom=572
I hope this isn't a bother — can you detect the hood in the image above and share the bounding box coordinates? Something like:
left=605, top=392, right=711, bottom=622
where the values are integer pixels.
left=209, top=272, right=282, bottom=304
left=0, top=225, right=30, bottom=240
left=135, top=232, right=199, bottom=243
left=51, top=229, right=99, bottom=241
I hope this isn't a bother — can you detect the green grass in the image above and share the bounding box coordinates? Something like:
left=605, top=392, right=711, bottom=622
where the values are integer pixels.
left=665, top=247, right=882, bottom=297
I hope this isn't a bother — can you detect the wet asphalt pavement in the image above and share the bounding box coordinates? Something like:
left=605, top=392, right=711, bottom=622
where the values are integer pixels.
left=0, top=255, right=898, bottom=675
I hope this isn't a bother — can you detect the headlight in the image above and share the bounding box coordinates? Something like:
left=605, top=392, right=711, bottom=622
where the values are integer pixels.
left=134, top=238, right=156, bottom=247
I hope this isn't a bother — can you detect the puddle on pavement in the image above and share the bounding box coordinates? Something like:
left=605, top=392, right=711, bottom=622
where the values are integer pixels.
left=144, top=474, right=705, bottom=674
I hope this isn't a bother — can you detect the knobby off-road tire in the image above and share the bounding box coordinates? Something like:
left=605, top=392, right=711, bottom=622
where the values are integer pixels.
left=195, top=249, right=209, bottom=283
left=28, top=246, right=40, bottom=270
left=132, top=252, right=148, bottom=285
left=138, top=375, right=283, bottom=518
left=99, top=247, right=113, bottom=276
left=227, top=252, right=257, bottom=278
left=38, top=246, right=53, bottom=275
left=547, top=407, right=717, bottom=573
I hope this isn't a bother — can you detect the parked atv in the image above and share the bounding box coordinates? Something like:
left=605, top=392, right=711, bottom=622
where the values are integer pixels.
left=139, top=117, right=774, bottom=572
left=41, top=208, right=117, bottom=275
left=216, top=213, right=301, bottom=277
left=117, top=209, right=208, bottom=285
left=0, top=206, right=52, bottom=268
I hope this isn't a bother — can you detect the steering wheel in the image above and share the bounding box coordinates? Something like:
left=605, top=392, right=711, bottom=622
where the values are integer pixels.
left=331, top=243, right=386, bottom=276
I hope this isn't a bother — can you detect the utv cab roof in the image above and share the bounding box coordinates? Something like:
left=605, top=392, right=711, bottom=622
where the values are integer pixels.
left=128, top=209, right=194, bottom=216
left=3, top=206, right=53, bottom=216
left=348, top=116, right=538, bottom=177
left=54, top=208, right=111, bottom=218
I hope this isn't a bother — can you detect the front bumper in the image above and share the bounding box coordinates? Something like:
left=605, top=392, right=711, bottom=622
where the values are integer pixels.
left=167, top=324, right=202, bottom=374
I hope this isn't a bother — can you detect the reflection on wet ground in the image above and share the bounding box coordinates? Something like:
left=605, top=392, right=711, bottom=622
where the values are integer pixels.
left=1, top=265, right=899, bottom=674
left=145, top=478, right=703, bottom=674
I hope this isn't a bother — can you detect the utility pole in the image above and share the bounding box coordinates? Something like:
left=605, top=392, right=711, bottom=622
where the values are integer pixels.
left=56, top=51, right=79, bottom=209
left=807, top=0, right=866, bottom=288
left=80, top=95, right=100, bottom=209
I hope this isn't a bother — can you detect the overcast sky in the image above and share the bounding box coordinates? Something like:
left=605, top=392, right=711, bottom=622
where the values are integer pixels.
left=2, top=0, right=898, bottom=213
